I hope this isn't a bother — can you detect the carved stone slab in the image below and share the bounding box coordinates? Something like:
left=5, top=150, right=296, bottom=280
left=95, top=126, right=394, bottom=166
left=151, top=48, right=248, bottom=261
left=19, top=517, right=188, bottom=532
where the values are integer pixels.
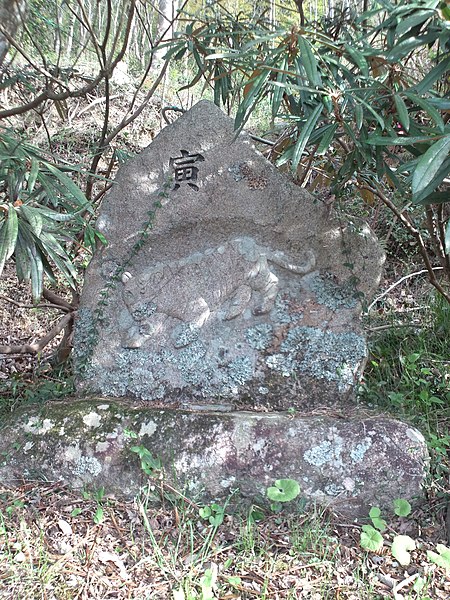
left=74, top=100, right=384, bottom=410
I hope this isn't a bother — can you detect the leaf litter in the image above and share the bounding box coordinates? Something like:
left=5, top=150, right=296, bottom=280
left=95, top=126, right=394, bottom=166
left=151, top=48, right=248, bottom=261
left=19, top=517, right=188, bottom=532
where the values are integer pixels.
left=0, top=481, right=449, bottom=599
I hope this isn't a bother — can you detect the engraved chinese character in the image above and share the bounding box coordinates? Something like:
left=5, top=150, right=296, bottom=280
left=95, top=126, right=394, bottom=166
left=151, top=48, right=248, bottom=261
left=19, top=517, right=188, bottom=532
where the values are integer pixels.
left=170, top=149, right=205, bottom=191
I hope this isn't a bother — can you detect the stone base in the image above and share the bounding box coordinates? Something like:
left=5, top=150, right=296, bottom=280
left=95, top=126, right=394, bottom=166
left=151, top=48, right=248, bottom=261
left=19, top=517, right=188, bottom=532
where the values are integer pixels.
left=0, top=398, right=428, bottom=517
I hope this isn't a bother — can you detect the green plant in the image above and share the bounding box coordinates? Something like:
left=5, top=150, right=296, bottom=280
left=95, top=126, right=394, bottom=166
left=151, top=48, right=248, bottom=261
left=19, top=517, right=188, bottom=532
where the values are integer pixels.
left=82, top=486, right=106, bottom=525
left=199, top=503, right=225, bottom=527
left=360, top=306, right=450, bottom=487
left=0, top=129, right=99, bottom=301
left=175, top=0, right=450, bottom=301
left=360, top=502, right=415, bottom=564
left=0, top=363, right=74, bottom=416
left=266, top=478, right=301, bottom=512
left=359, top=499, right=424, bottom=567
left=427, top=544, right=450, bottom=572
left=130, top=445, right=162, bottom=477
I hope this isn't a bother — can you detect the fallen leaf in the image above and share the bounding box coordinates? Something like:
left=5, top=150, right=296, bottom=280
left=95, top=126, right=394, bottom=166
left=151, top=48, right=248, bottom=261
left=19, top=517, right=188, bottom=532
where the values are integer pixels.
left=57, top=519, right=73, bottom=536
left=98, top=550, right=129, bottom=580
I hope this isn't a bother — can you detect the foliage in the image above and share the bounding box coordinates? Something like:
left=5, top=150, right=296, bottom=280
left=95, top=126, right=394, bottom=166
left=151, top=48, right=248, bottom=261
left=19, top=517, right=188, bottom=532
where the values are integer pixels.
left=266, top=478, right=301, bottom=503
left=427, top=544, right=450, bottom=571
left=393, top=498, right=412, bottom=517
left=360, top=297, right=450, bottom=487
left=360, top=524, right=383, bottom=552
left=174, top=0, right=450, bottom=300
left=130, top=445, right=162, bottom=477
left=391, top=535, right=416, bottom=566
left=199, top=503, right=225, bottom=527
left=368, top=506, right=386, bottom=531
left=0, top=129, right=98, bottom=301
left=0, top=363, right=74, bottom=417
left=360, top=500, right=417, bottom=567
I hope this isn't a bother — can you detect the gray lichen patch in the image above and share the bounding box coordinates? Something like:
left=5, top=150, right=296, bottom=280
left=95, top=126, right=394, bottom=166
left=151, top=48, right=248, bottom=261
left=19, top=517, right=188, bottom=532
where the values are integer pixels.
left=22, top=417, right=56, bottom=435
left=272, top=326, right=367, bottom=391
left=350, top=437, right=373, bottom=462
left=72, top=455, right=102, bottom=477
left=303, top=437, right=344, bottom=468
left=308, top=272, right=358, bottom=309
left=83, top=412, right=102, bottom=428
left=245, top=324, right=274, bottom=350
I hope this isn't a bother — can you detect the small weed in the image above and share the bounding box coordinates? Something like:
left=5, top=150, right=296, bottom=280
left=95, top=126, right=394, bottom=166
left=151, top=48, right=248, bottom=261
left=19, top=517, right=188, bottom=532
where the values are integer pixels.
left=0, top=363, right=74, bottom=417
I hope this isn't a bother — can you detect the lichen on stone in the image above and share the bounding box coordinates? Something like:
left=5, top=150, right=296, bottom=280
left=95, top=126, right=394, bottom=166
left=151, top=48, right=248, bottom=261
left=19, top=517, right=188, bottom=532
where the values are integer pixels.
left=303, top=437, right=344, bottom=468
left=172, top=323, right=200, bottom=348
left=303, top=440, right=333, bottom=466
left=266, top=353, right=297, bottom=377
left=350, top=437, right=372, bottom=462
left=309, top=273, right=357, bottom=309
left=245, top=324, right=273, bottom=350
left=131, top=301, right=157, bottom=322
left=272, top=293, right=304, bottom=324
left=224, top=356, right=253, bottom=388
left=73, top=455, right=102, bottom=477
left=324, top=482, right=345, bottom=496
left=278, top=326, right=367, bottom=390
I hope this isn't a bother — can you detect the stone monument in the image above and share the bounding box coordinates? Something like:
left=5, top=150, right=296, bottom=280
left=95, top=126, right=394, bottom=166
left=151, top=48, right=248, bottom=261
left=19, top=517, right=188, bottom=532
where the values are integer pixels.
left=74, top=100, right=384, bottom=412
left=0, top=101, right=428, bottom=516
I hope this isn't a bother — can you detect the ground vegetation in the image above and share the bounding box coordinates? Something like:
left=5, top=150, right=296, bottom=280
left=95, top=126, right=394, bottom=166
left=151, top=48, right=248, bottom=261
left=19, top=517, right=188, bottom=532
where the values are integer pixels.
left=0, top=1, right=449, bottom=597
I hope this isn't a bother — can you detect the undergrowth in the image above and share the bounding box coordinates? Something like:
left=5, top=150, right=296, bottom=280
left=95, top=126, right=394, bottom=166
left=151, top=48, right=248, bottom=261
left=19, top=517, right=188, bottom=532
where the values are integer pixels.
left=360, top=291, right=450, bottom=497
left=0, top=361, right=74, bottom=418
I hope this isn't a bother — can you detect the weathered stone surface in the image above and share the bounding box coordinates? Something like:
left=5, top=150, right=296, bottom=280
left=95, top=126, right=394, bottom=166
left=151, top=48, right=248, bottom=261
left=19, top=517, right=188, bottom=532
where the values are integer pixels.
left=0, top=399, right=427, bottom=516
left=74, top=100, right=384, bottom=409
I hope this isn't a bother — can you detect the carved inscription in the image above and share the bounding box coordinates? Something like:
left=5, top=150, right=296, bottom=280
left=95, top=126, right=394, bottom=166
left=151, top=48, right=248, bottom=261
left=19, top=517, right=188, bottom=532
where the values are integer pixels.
left=121, top=237, right=315, bottom=348
left=169, top=150, right=205, bottom=190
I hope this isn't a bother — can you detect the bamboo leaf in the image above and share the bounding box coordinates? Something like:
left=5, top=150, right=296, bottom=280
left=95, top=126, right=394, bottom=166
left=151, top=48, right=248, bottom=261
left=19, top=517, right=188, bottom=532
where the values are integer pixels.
left=355, top=104, right=364, bottom=131
left=394, top=94, right=410, bottom=132
left=272, top=58, right=288, bottom=118
left=403, top=92, right=445, bottom=133
left=356, top=98, right=385, bottom=130
left=395, top=9, right=435, bottom=38
left=367, top=135, right=431, bottom=146
left=412, top=136, right=450, bottom=202
left=0, top=204, right=19, bottom=277
left=26, top=242, right=43, bottom=302
left=445, top=220, right=450, bottom=256
left=291, top=104, right=323, bottom=172
left=298, top=37, right=320, bottom=87
left=344, top=44, right=369, bottom=78
left=236, top=69, right=270, bottom=130
left=413, top=58, right=450, bottom=95
left=20, top=205, right=43, bottom=237
left=14, top=231, right=31, bottom=282
left=43, top=162, right=92, bottom=211
left=317, top=123, right=339, bottom=155
left=27, top=158, right=39, bottom=194
left=414, top=156, right=450, bottom=203
left=386, top=33, right=438, bottom=62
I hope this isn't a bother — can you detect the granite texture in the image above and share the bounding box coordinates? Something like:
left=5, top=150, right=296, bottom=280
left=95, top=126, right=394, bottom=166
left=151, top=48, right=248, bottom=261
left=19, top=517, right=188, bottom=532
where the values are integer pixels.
left=74, top=100, right=385, bottom=408
left=0, top=399, right=428, bottom=517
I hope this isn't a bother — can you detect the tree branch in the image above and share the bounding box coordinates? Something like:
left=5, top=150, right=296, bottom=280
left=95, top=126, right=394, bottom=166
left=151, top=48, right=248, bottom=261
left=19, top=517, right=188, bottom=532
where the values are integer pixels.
left=0, top=294, right=71, bottom=313
left=42, top=288, right=76, bottom=311
left=0, top=312, right=74, bottom=355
